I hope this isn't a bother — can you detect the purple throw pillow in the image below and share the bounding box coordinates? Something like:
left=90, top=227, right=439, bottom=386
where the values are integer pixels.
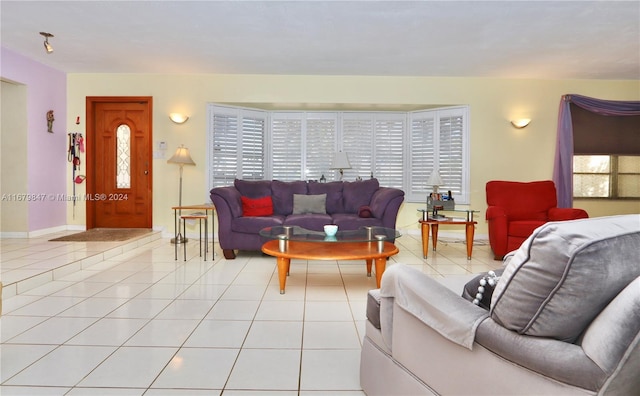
left=358, top=205, right=373, bottom=218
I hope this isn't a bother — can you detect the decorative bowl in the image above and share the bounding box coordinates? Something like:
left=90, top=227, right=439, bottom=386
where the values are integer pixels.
left=324, top=224, right=338, bottom=237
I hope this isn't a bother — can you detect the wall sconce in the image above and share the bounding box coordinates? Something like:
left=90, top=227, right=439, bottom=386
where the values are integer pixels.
left=40, top=32, right=54, bottom=54
left=169, top=113, right=189, bottom=124
left=510, top=119, right=531, bottom=129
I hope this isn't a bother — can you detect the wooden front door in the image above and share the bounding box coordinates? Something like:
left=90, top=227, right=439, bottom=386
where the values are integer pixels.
left=86, top=97, right=152, bottom=229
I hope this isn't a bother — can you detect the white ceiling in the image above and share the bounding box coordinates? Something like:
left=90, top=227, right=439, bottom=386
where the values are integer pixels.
left=1, top=1, right=639, bottom=79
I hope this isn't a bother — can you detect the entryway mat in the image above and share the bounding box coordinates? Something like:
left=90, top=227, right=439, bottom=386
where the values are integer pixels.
left=49, top=228, right=152, bottom=242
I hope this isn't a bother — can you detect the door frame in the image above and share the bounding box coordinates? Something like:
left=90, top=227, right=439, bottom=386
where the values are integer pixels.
left=85, top=96, right=153, bottom=229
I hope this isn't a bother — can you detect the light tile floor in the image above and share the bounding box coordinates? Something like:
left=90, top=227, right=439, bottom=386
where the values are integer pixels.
left=1, top=230, right=501, bottom=395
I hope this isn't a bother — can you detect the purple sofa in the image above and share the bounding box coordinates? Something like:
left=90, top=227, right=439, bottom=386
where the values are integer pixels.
left=210, top=178, right=405, bottom=259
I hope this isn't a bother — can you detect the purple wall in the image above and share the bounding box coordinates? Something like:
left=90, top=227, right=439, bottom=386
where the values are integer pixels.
left=1, top=47, right=67, bottom=232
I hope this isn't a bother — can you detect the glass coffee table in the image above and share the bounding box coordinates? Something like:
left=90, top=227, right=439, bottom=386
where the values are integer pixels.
left=260, top=226, right=401, bottom=294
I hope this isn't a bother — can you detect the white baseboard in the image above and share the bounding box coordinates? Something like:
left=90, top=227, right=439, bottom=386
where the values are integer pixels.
left=2, top=224, right=83, bottom=239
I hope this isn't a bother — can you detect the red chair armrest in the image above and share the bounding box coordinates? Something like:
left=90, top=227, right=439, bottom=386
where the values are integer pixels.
left=486, top=206, right=507, bottom=220
left=548, top=207, right=589, bottom=221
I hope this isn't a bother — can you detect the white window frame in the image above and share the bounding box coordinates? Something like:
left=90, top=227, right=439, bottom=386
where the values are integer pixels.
left=207, top=104, right=470, bottom=204
left=406, top=106, right=470, bottom=204
left=207, top=104, right=268, bottom=190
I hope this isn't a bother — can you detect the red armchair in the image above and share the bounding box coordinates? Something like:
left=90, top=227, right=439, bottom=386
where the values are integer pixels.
left=486, top=180, right=588, bottom=260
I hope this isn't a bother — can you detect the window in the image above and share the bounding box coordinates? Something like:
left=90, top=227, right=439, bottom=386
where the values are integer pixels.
left=570, top=103, right=640, bottom=199
left=208, top=105, right=267, bottom=188
left=342, top=113, right=406, bottom=187
left=116, top=124, right=131, bottom=189
left=269, top=112, right=337, bottom=181
left=407, top=107, right=469, bottom=203
left=208, top=104, right=470, bottom=203
left=573, top=155, right=640, bottom=198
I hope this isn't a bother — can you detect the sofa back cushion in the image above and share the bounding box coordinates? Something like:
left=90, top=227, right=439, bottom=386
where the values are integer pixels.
left=271, top=180, right=308, bottom=215
left=343, top=178, right=379, bottom=213
left=486, top=180, right=557, bottom=221
left=234, top=179, right=272, bottom=198
left=308, top=181, right=344, bottom=214
left=490, top=214, right=640, bottom=343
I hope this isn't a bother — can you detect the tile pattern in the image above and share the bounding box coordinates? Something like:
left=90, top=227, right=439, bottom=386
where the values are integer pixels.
left=1, top=230, right=500, bottom=395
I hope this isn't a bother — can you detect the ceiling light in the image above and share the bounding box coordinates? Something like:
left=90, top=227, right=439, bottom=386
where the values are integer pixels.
left=169, top=113, right=189, bottom=124
left=40, top=32, right=54, bottom=54
left=510, top=119, right=531, bottom=129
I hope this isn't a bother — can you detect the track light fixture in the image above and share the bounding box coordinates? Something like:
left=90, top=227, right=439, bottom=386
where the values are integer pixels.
left=40, top=32, right=54, bottom=54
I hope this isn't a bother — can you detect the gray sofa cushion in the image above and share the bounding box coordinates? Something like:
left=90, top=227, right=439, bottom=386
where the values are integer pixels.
left=292, top=194, right=326, bottom=214
left=491, top=214, right=640, bottom=342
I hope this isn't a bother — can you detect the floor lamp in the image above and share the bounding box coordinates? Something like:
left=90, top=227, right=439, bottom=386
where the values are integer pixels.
left=168, top=144, right=195, bottom=244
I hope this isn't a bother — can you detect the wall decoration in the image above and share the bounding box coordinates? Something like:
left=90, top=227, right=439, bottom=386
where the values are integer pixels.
left=47, top=110, right=54, bottom=133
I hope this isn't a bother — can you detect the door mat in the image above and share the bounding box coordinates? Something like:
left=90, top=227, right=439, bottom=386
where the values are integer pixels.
left=49, top=228, right=153, bottom=242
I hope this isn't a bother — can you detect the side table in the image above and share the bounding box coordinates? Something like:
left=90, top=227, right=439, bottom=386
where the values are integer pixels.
left=418, top=209, right=477, bottom=260
left=172, top=204, right=215, bottom=261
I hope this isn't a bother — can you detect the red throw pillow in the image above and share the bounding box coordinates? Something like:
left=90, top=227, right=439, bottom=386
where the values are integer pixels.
left=241, top=195, right=273, bottom=217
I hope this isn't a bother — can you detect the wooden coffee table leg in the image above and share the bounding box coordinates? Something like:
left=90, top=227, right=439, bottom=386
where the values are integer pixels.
left=277, top=257, right=290, bottom=294
left=465, top=223, right=475, bottom=260
left=366, top=259, right=373, bottom=277
left=421, top=222, right=429, bottom=258
left=431, top=224, right=439, bottom=251
left=374, top=257, right=386, bottom=288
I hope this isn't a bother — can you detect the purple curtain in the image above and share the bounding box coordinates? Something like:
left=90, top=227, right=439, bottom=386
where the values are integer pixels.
left=552, top=94, right=640, bottom=208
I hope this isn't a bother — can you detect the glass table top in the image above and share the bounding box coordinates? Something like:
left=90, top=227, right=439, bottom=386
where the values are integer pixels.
left=417, top=208, right=479, bottom=221
left=259, top=225, right=401, bottom=243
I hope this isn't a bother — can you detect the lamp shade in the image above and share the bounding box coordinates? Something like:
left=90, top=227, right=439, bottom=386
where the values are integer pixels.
left=167, top=145, right=196, bottom=166
left=330, top=151, right=351, bottom=170
left=427, top=169, right=443, bottom=186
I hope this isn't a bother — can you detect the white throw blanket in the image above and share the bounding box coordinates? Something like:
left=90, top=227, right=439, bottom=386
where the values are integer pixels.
left=379, top=264, right=489, bottom=350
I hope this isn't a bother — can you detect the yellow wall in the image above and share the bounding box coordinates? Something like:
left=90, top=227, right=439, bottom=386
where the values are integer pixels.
left=67, top=74, right=640, bottom=237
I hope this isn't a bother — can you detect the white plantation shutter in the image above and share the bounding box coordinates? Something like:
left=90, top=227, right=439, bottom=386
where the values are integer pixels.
left=342, top=113, right=405, bottom=186
left=208, top=103, right=469, bottom=203
left=439, top=109, right=465, bottom=200
left=306, top=113, right=337, bottom=181
left=342, top=114, right=374, bottom=180
left=374, top=115, right=405, bottom=189
left=270, top=113, right=303, bottom=180
left=241, top=115, right=266, bottom=180
left=208, top=105, right=267, bottom=189
left=408, top=107, right=469, bottom=203
left=409, top=113, right=436, bottom=201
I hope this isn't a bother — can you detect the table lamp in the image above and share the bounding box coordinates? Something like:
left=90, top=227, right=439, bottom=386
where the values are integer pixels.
left=330, top=151, right=351, bottom=181
left=427, top=169, right=443, bottom=194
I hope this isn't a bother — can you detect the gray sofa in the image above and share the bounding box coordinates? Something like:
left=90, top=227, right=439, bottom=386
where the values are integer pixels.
left=361, top=214, right=640, bottom=395
left=210, top=178, right=405, bottom=259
